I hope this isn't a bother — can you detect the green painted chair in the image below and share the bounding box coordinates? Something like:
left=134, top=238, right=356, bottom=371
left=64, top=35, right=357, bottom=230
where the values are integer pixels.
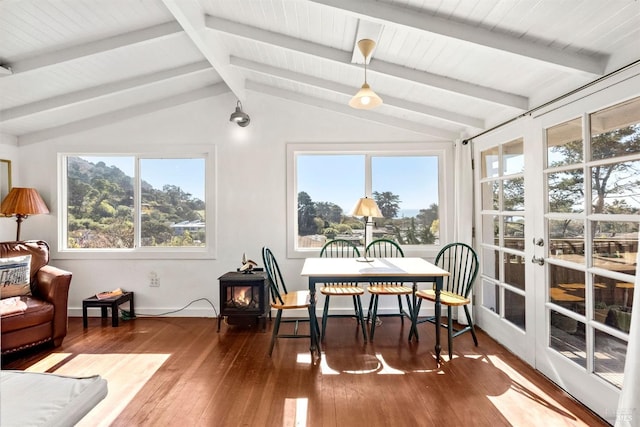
left=319, top=239, right=368, bottom=342
left=414, top=242, right=479, bottom=359
left=365, top=239, right=413, bottom=340
left=262, top=246, right=315, bottom=357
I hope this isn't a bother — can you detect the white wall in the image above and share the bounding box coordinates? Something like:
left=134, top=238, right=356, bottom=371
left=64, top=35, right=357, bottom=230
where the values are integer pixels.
left=11, top=91, right=440, bottom=317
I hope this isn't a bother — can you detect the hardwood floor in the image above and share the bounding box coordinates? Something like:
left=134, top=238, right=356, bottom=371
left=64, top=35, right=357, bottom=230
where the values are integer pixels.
left=2, top=316, right=608, bottom=426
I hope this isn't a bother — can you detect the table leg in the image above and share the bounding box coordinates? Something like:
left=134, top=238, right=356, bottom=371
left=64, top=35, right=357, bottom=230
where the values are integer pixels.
left=434, top=276, right=442, bottom=362
left=308, top=278, right=321, bottom=361
left=408, top=281, right=419, bottom=341
left=129, top=293, right=135, bottom=318
left=111, top=301, right=119, bottom=327
left=82, top=303, right=88, bottom=328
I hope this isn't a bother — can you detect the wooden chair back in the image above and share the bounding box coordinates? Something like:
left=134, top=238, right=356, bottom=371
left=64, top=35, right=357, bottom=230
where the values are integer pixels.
left=365, top=239, right=404, bottom=258
left=262, top=246, right=288, bottom=305
left=320, top=239, right=361, bottom=258
left=435, top=242, right=479, bottom=298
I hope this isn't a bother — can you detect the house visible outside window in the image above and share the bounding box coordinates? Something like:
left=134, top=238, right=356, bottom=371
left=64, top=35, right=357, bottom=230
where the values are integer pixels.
left=287, top=142, right=453, bottom=257
left=61, top=154, right=208, bottom=253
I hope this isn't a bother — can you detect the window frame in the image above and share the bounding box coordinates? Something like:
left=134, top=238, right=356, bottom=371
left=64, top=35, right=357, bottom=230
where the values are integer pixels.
left=286, top=142, right=454, bottom=259
left=55, top=147, right=216, bottom=260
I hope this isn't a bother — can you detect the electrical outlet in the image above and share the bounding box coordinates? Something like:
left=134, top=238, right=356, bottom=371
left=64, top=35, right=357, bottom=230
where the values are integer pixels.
left=149, top=272, right=160, bottom=287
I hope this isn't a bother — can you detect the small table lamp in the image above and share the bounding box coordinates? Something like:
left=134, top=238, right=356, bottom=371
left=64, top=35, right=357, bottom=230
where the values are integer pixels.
left=0, top=187, right=50, bottom=241
left=351, top=196, right=383, bottom=262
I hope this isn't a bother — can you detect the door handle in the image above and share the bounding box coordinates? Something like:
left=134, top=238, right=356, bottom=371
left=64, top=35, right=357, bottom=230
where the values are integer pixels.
left=531, top=256, right=545, bottom=266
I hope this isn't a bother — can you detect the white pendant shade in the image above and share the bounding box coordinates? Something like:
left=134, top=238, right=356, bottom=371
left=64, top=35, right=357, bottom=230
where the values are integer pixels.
left=349, top=39, right=383, bottom=110
left=349, top=83, right=383, bottom=110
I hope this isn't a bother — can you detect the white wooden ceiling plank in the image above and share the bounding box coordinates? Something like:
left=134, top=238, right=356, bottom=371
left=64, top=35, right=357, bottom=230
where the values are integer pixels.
left=247, top=80, right=455, bottom=139
left=312, top=0, right=606, bottom=75
left=231, top=56, right=483, bottom=128
left=18, top=83, right=229, bottom=145
left=162, top=0, right=246, bottom=101
left=0, top=61, right=212, bottom=122
left=6, top=21, right=183, bottom=74
left=206, top=15, right=527, bottom=109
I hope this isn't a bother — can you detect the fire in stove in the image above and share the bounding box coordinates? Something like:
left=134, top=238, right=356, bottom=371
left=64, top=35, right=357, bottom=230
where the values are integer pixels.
left=226, top=286, right=258, bottom=309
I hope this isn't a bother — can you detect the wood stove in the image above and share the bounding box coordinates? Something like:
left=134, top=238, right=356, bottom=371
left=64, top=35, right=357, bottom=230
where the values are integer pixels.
left=218, top=271, right=270, bottom=331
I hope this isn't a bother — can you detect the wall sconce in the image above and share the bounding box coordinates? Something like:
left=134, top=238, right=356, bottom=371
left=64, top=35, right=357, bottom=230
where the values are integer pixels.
left=229, top=100, right=250, bottom=127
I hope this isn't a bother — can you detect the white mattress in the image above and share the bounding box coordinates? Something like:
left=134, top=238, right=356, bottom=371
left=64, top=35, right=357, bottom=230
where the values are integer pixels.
left=0, top=370, right=108, bottom=427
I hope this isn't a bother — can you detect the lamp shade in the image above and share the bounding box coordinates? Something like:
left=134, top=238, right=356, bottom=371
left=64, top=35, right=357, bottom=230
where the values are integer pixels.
left=1, top=187, right=49, bottom=216
left=351, top=197, right=383, bottom=218
left=349, top=83, right=383, bottom=110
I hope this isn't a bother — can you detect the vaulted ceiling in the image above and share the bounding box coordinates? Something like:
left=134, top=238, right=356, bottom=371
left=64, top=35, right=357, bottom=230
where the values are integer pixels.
left=1, top=0, right=639, bottom=144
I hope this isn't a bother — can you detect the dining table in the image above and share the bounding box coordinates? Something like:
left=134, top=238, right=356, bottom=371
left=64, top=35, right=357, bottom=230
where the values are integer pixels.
left=300, top=256, right=450, bottom=361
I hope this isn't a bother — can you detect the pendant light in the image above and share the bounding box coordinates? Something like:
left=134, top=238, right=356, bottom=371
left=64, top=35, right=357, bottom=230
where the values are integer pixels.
left=349, top=39, right=383, bottom=110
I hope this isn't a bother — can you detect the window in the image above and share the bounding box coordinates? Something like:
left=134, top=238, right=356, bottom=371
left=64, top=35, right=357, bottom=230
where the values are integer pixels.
left=287, top=143, right=453, bottom=257
left=60, top=153, right=213, bottom=257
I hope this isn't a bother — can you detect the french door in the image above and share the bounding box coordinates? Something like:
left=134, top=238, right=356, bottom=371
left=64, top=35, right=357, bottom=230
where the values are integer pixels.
left=473, top=85, right=639, bottom=421
left=474, top=125, right=535, bottom=366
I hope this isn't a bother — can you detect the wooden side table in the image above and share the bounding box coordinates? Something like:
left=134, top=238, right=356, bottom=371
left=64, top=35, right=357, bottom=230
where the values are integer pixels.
left=82, top=292, right=135, bottom=327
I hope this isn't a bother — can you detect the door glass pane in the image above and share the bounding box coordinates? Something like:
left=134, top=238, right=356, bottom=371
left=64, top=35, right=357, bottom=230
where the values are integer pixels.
left=504, top=252, right=525, bottom=290
left=548, top=219, right=584, bottom=259
left=591, top=160, right=640, bottom=214
left=481, top=147, right=500, bottom=178
left=590, top=96, right=640, bottom=160
left=503, top=138, right=524, bottom=175
left=504, top=216, right=524, bottom=250
left=503, top=177, right=524, bottom=211
left=594, top=330, right=627, bottom=388
left=550, top=310, right=586, bottom=368
left=505, top=289, right=525, bottom=330
left=549, top=264, right=586, bottom=315
left=547, top=169, right=584, bottom=213
left=547, top=117, right=583, bottom=167
left=481, top=214, right=499, bottom=244
left=592, top=220, right=638, bottom=275
left=593, top=274, right=634, bottom=332
left=482, top=279, right=500, bottom=314
left=482, top=248, right=499, bottom=279
left=481, top=181, right=499, bottom=210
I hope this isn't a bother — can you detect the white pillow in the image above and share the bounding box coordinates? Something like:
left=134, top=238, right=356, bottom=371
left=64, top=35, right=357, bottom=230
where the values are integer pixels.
left=0, top=255, right=32, bottom=299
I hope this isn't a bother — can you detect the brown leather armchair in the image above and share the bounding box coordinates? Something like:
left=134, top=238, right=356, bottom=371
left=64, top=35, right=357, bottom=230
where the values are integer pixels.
left=1, top=240, right=72, bottom=354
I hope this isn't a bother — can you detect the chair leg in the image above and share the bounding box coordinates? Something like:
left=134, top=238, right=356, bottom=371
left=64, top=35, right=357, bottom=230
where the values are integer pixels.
left=463, top=305, right=478, bottom=346
left=354, top=295, right=368, bottom=342
left=447, top=305, right=454, bottom=360
left=369, top=295, right=379, bottom=340
left=409, top=298, right=423, bottom=341
left=269, top=309, right=283, bottom=357
left=397, top=295, right=404, bottom=325
left=321, top=295, right=330, bottom=341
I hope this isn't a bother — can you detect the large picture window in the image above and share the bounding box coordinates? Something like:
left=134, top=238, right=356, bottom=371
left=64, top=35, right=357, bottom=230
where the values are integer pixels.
left=61, top=153, right=211, bottom=256
left=287, top=143, right=453, bottom=257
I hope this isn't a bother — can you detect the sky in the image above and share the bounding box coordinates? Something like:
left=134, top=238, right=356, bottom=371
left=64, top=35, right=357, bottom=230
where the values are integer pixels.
left=80, top=156, right=205, bottom=200
left=297, top=154, right=439, bottom=216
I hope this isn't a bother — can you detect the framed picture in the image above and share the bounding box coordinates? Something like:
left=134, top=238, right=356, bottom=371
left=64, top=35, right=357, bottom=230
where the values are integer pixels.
left=0, top=159, right=11, bottom=202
